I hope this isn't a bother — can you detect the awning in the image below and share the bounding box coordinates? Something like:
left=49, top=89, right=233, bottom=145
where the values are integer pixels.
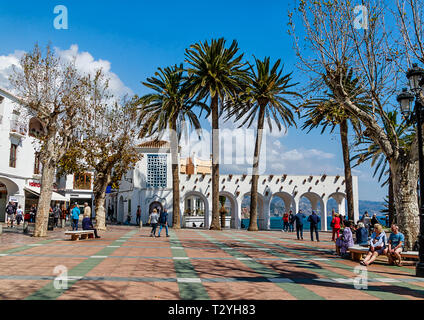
left=24, top=186, right=68, bottom=202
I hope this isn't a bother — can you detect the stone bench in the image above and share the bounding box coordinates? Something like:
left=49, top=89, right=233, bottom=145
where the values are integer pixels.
left=348, top=246, right=369, bottom=262
left=400, top=251, right=418, bottom=260
left=65, top=230, right=95, bottom=241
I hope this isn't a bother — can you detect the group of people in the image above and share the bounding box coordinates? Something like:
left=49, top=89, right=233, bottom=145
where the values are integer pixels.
left=332, top=211, right=405, bottom=266
left=148, top=207, right=170, bottom=238
left=282, top=209, right=322, bottom=242
left=70, top=202, right=101, bottom=238
left=5, top=201, right=24, bottom=228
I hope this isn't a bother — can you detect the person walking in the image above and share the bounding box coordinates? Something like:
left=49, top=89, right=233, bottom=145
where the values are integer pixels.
left=53, top=204, right=62, bottom=227
left=136, top=205, right=142, bottom=226
left=331, top=211, right=341, bottom=241
left=15, top=205, right=23, bottom=226
left=5, top=202, right=16, bottom=228
left=295, top=210, right=306, bottom=240
left=288, top=210, right=295, bottom=232
left=282, top=212, right=289, bottom=232
left=158, top=208, right=170, bottom=237
left=150, top=208, right=159, bottom=237
left=307, top=211, right=320, bottom=241
left=71, top=203, right=81, bottom=231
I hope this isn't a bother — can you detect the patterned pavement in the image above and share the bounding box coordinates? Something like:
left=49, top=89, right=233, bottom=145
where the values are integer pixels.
left=0, top=225, right=423, bottom=300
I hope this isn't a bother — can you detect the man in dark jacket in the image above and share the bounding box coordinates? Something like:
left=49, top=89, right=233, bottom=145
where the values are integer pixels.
left=157, top=208, right=169, bottom=237
left=295, top=210, right=306, bottom=240
left=288, top=210, right=295, bottom=232
left=307, top=211, right=321, bottom=241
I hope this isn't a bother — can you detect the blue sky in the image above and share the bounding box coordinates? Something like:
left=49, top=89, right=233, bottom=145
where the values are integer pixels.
left=0, top=0, right=387, bottom=202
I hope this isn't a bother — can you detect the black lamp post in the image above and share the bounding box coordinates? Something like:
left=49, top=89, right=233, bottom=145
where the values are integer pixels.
left=397, top=63, right=424, bottom=277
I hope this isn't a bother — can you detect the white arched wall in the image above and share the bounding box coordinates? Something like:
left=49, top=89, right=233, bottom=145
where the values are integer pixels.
left=298, top=192, right=326, bottom=230
left=270, top=192, right=296, bottom=213
left=219, top=191, right=239, bottom=229
left=182, top=191, right=210, bottom=229
left=242, top=192, right=266, bottom=230
left=327, top=192, right=347, bottom=217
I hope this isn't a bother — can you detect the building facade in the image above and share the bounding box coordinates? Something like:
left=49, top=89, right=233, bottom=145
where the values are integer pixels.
left=107, top=140, right=360, bottom=231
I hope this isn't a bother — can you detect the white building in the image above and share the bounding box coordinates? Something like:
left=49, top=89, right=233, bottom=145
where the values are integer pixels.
left=0, top=88, right=93, bottom=221
left=107, top=140, right=360, bottom=231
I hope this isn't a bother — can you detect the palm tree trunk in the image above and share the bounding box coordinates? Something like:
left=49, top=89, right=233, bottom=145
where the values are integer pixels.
left=248, top=106, right=266, bottom=231
left=210, top=95, right=221, bottom=230
left=170, top=118, right=181, bottom=229
left=388, top=172, right=395, bottom=225
left=340, top=119, right=354, bottom=221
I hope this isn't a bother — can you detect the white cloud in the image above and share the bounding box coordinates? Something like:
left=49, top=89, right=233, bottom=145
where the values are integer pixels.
left=0, top=45, right=132, bottom=98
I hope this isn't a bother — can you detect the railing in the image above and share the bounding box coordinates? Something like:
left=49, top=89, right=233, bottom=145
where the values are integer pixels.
left=10, top=120, right=27, bottom=136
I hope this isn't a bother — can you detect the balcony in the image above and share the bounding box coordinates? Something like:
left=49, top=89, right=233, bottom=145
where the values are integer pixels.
left=10, top=120, right=27, bottom=137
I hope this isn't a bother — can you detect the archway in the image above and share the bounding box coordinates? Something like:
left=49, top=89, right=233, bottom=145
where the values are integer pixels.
left=299, top=192, right=325, bottom=230
left=327, top=192, right=347, bottom=222
left=241, top=193, right=264, bottom=229
left=183, top=191, right=209, bottom=228
left=0, top=177, right=20, bottom=222
left=149, top=201, right=164, bottom=215
left=118, top=196, right=124, bottom=223
left=270, top=192, right=295, bottom=230
left=219, top=191, right=238, bottom=229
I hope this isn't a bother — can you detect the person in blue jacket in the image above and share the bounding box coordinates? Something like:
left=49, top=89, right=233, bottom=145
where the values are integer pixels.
left=71, top=203, right=81, bottom=231
left=295, top=210, right=306, bottom=240
left=307, top=211, right=321, bottom=241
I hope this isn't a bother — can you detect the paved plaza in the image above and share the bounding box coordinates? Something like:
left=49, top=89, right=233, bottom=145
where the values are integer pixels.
left=0, top=226, right=423, bottom=300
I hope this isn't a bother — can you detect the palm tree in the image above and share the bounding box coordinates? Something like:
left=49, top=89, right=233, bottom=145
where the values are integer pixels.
left=301, top=69, right=370, bottom=222
left=225, top=57, right=299, bottom=231
left=135, top=64, right=208, bottom=229
left=351, top=110, right=414, bottom=225
left=185, top=38, right=248, bottom=230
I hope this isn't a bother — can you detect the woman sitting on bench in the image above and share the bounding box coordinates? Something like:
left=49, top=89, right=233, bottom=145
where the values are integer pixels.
left=360, top=224, right=387, bottom=266
left=82, top=214, right=101, bottom=239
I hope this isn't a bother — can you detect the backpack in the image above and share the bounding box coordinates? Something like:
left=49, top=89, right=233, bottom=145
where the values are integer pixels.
left=6, top=205, right=15, bottom=215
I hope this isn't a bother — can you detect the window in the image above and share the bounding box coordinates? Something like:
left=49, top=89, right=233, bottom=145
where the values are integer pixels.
left=73, top=173, right=92, bottom=190
left=34, top=153, right=41, bottom=174
left=147, top=154, right=167, bottom=188
left=9, top=144, right=17, bottom=168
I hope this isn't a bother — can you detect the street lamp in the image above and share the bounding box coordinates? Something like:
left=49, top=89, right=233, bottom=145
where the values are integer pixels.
left=397, top=63, right=424, bottom=277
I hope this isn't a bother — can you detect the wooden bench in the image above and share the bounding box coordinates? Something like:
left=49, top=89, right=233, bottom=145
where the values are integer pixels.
left=65, top=230, right=95, bottom=241
left=348, top=246, right=369, bottom=262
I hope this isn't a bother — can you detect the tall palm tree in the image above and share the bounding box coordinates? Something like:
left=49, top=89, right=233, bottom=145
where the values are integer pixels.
left=185, top=38, right=248, bottom=230
left=351, top=111, right=414, bottom=225
left=226, top=57, right=299, bottom=231
left=135, top=64, right=208, bottom=229
left=301, top=69, right=370, bottom=222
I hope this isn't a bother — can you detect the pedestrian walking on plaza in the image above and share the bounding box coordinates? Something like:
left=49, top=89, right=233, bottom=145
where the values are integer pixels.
left=282, top=212, right=289, bottom=232
left=158, top=208, right=170, bottom=237
left=5, top=201, right=16, bottom=228
left=71, top=203, right=81, bottom=231
left=331, top=210, right=341, bottom=241
left=295, top=210, right=306, bottom=240
left=307, top=211, right=320, bottom=241
left=288, top=210, right=295, bottom=232
left=149, top=208, right=159, bottom=237
left=29, top=205, right=36, bottom=223
left=53, top=204, right=61, bottom=227
left=83, top=202, right=91, bottom=218
left=16, top=205, right=23, bottom=226
left=82, top=212, right=101, bottom=238
left=136, top=205, right=142, bottom=226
